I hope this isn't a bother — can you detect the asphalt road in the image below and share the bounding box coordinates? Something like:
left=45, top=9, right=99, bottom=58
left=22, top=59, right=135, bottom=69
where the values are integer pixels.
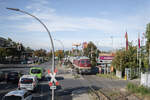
left=0, top=62, right=129, bottom=100
left=0, top=61, right=82, bottom=100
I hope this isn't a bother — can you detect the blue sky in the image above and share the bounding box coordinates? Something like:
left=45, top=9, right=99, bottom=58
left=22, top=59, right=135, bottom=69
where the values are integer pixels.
left=0, top=0, right=149, bottom=51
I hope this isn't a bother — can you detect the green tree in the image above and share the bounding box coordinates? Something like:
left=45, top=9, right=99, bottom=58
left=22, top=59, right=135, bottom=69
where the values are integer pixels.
left=146, top=23, right=150, bottom=53
left=112, top=42, right=138, bottom=71
left=34, top=49, right=47, bottom=57
left=83, top=41, right=97, bottom=67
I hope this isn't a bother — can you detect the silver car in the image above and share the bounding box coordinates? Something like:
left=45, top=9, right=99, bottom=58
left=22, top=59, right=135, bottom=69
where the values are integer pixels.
left=2, top=89, right=32, bottom=100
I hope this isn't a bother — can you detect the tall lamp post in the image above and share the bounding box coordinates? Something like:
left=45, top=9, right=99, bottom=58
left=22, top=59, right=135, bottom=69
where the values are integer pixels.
left=54, top=39, right=64, bottom=65
left=54, top=39, right=64, bottom=53
left=6, top=8, right=55, bottom=100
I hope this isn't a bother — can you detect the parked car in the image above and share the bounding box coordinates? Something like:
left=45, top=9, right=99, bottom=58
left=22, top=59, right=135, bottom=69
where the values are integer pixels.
left=18, top=75, right=38, bottom=91
left=2, top=89, right=32, bottom=100
left=2, top=70, right=11, bottom=81
left=6, top=71, right=22, bottom=83
left=0, top=71, right=5, bottom=82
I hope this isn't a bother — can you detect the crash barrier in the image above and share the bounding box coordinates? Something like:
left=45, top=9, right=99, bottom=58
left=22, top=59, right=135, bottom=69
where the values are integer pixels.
left=0, top=64, right=35, bottom=69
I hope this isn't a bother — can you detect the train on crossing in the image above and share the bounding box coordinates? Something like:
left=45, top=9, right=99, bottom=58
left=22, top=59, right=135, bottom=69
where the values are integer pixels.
left=68, top=56, right=92, bottom=74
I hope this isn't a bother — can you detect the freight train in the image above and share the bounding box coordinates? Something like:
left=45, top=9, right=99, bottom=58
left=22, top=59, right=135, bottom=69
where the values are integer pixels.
left=69, top=56, right=91, bottom=74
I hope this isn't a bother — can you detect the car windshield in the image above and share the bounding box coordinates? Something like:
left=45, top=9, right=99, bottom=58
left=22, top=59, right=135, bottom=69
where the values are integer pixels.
left=21, top=78, right=33, bottom=84
left=31, top=69, right=41, bottom=74
left=3, top=96, right=22, bottom=100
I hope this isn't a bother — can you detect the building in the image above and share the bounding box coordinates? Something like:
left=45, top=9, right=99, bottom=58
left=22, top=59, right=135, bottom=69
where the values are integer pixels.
left=97, top=53, right=115, bottom=73
left=0, top=37, right=7, bottom=47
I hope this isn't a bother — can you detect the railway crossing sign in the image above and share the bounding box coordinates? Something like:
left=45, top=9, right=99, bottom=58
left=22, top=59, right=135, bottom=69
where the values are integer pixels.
left=48, top=69, right=59, bottom=89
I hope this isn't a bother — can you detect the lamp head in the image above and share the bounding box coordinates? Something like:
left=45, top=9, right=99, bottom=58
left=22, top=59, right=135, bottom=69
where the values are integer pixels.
left=6, top=8, right=20, bottom=11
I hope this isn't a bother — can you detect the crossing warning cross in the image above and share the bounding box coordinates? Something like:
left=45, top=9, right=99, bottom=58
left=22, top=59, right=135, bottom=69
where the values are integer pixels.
left=48, top=69, right=59, bottom=87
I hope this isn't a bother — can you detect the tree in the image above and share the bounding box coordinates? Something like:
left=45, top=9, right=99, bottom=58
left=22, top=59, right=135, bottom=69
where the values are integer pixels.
left=112, top=42, right=138, bottom=71
left=83, top=41, right=97, bottom=67
left=146, top=23, right=150, bottom=53
left=55, top=50, right=64, bottom=60
left=34, top=49, right=47, bottom=57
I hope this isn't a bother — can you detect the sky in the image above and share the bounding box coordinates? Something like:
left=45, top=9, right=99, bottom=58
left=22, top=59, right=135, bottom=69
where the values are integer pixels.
left=0, top=0, right=149, bottom=51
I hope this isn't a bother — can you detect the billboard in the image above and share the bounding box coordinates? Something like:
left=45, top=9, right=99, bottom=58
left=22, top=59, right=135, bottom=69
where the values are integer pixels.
left=99, top=56, right=114, bottom=60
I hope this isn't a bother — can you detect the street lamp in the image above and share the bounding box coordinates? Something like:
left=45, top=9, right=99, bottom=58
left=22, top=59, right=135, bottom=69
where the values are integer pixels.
left=54, top=39, right=64, bottom=51
left=54, top=39, right=65, bottom=64
left=6, top=8, right=55, bottom=100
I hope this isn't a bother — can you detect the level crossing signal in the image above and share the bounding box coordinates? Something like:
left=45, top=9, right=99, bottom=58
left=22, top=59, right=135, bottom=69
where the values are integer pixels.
left=48, top=69, right=59, bottom=87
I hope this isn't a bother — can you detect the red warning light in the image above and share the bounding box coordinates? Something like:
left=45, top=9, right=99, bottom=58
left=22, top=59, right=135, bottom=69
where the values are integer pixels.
left=54, top=69, right=58, bottom=73
left=49, top=82, right=53, bottom=86
left=55, top=81, right=59, bottom=86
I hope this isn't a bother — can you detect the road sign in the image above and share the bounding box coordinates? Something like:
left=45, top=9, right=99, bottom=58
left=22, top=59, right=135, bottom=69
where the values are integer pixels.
left=50, top=86, right=56, bottom=90
left=48, top=69, right=59, bottom=87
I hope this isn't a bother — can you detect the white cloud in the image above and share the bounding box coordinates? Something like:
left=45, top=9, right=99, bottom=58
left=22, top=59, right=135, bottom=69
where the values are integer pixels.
left=5, top=0, right=150, bottom=50
left=7, top=7, right=147, bottom=35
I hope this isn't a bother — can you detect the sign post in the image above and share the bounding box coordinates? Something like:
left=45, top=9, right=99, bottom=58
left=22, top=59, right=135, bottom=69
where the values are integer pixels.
left=48, top=69, right=59, bottom=100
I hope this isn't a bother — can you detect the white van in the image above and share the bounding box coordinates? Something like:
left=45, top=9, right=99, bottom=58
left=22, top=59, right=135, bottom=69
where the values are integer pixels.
left=2, top=90, right=32, bottom=100
left=18, top=75, right=38, bottom=91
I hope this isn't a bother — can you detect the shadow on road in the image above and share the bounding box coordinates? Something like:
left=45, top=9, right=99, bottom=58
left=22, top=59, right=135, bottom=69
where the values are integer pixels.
left=55, top=86, right=101, bottom=100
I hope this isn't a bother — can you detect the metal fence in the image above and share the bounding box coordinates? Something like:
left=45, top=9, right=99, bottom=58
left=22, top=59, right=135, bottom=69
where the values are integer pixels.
left=125, top=68, right=140, bottom=80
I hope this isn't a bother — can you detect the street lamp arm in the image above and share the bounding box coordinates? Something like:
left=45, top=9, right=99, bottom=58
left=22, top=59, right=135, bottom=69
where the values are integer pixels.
left=54, top=39, right=64, bottom=51
left=6, top=8, right=55, bottom=72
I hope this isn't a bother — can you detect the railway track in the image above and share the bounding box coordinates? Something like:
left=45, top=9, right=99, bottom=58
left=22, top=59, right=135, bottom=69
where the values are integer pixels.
left=82, top=75, right=111, bottom=100
left=82, top=75, right=142, bottom=100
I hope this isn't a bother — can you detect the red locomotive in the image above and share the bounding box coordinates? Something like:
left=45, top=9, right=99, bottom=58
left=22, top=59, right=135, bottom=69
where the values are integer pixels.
left=73, top=56, right=91, bottom=74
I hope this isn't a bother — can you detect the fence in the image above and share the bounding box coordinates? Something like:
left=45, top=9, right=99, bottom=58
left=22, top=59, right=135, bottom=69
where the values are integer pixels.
left=141, top=72, right=150, bottom=87
left=125, top=68, right=140, bottom=80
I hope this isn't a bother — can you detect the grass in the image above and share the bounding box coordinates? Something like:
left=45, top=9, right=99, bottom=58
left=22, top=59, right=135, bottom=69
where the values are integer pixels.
left=96, top=73, right=120, bottom=79
left=127, top=83, right=150, bottom=95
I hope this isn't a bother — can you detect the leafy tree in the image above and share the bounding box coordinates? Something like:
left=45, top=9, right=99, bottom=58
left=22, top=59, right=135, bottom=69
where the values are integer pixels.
left=146, top=23, right=150, bottom=53
left=83, top=41, right=98, bottom=67
left=25, top=47, right=34, bottom=52
left=55, top=50, right=64, bottom=60
left=47, top=51, right=52, bottom=58
left=34, top=49, right=47, bottom=57
left=112, top=42, right=138, bottom=71
left=0, top=48, right=7, bottom=62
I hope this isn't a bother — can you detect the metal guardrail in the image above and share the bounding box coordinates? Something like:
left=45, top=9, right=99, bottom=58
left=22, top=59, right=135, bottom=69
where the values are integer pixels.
left=0, top=64, right=37, bottom=69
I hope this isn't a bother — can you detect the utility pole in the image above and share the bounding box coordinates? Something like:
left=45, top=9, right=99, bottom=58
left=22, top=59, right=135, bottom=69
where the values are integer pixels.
left=111, top=36, right=114, bottom=52
left=137, top=40, right=139, bottom=68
